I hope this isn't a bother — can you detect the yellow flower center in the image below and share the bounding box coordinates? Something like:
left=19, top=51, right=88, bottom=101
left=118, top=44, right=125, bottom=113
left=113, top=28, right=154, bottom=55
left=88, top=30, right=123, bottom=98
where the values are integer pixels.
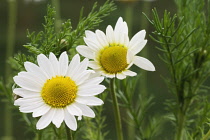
left=100, top=46, right=128, bottom=74
left=41, top=76, right=77, bottom=108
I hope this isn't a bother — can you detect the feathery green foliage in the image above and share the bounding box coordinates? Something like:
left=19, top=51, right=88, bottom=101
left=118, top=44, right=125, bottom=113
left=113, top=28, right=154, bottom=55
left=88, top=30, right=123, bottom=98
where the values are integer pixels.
left=144, top=0, right=210, bottom=139
left=10, top=1, right=116, bottom=71
left=117, top=76, right=164, bottom=140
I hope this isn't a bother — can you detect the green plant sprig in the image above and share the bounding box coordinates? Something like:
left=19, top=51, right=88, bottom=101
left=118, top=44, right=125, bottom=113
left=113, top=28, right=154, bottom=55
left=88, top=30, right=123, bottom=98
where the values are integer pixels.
left=11, top=1, right=116, bottom=70
left=144, top=3, right=210, bottom=139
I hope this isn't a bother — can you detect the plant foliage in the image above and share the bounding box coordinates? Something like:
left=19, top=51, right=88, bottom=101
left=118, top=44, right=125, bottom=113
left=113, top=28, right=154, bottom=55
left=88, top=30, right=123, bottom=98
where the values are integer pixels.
left=144, top=0, right=210, bottom=139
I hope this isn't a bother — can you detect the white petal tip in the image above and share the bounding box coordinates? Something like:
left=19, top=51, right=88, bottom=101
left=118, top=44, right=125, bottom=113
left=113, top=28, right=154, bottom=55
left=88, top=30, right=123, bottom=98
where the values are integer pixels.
left=143, top=66, right=155, bottom=72
left=142, top=29, right=146, bottom=33
left=71, top=128, right=77, bottom=131
left=133, top=56, right=155, bottom=72
left=100, top=101, right=104, bottom=105
left=36, top=126, right=43, bottom=130
left=78, top=116, right=82, bottom=120
left=149, top=67, right=156, bottom=71
left=54, top=124, right=61, bottom=128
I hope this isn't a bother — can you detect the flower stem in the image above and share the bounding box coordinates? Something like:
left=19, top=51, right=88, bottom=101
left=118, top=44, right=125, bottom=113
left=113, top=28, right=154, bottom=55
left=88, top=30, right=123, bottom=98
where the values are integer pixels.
left=65, top=124, right=73, bottom=140
left=51, top=0, right=61, bottom=32
left=110, top=78, right=123, bottom=140
left=175, top=110, right=185, bottom=140
left=4, top=0, right=17, bottom=139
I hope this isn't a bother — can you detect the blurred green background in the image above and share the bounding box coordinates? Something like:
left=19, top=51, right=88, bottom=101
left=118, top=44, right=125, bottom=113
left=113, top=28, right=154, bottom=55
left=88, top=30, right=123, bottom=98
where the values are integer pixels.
left=0, top=0, right=176, bottom=139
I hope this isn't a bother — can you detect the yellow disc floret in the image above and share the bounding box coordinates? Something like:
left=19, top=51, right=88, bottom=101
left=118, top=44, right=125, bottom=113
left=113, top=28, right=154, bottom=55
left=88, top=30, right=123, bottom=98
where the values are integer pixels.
left=41, top=76, right=77, bottom=108
left=100, top=46, right=128, bottom=74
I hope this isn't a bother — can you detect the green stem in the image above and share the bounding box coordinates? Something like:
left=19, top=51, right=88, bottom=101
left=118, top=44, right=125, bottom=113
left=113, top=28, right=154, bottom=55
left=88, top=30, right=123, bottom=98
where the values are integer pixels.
left=110, top=78, right=123, bottom=140
left=3, top=0, right=17, bottom=139
left=175, top=110, right=185, bottom=140
left=35, top=130, right=42, bottom=140
left=163, top=35, right=185, bottom=140
left=124, top=4, right=134, bottom=140
left=51, top=0, right=61, bottom=32
left=65, top=124, right=73, bottom=140
left=201, top=129, right=210, bottom=140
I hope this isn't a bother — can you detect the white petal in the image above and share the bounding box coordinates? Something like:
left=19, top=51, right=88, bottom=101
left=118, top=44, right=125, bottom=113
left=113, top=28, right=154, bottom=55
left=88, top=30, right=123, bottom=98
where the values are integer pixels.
left=52, top=108, right=64, bottom=128
left=119, top=32, right=126, bottom=45
left=74, top=71, right=91, bottom=85
left=49, top=52, right=59, bottom=75
left=66, top=54, right=80, bottom=77
left=78, top=85, right=106, bottom=96
left=127, top=61, right=134, bottom=69
left=85, top=30, right=101, bottom=48
left=13, top=76, right=41, bottom=92
left=72, top=58, right=89, bottom=79
left=122, top=70, right=137, bottom=76
left=88, top=71, right=102, bottom=79
left=96, top=30, right=109, bottom=47
left=19, top=102, right=44, bottom=113
left=76, top=103, right=95, bottom=118
left=114, top=17, right=123, bottom=33
left=130, top=40, right=147, bottom=55
left=122, top=21, right=128, bottom=35
left=18, top=72, right=45, bottom=86
left=36, top=108, right=56, bottom=130
left=13, top=88, right=40, bottom=98
left=64, top=108, right=77, bottom=131
left=127, top=49, right=135, bottom=64
left=84, top=37, right=101, bottom=51
left=78, top=116, right=82, bottom=120
left=83, top=77, right=104, bottom=85
left=59, top=52, right=69, bottom=76
left=124, top=34, right=129, bottom=47
left=114, top=30, right=121, bottom=44
left=116, top=73, right=126, bottom=79
left=24, top=62, right=48, bottom=80
left=129, top=30, right=146, bottom=48
left=75, top=96, right=103, bottom=106
left=76, top=45, right=94, bottom=59
left=85, top=30, right=96, bottom=40
left=32, top=104, right=51, bottom=117
left=114, top=17, right=128, bottom=35
left=89, top=61, right=101, bottom=69
left=133, top=56, right=155, bottom=71
left=78, top=58, right=89, bottom=73
left=24, top=61, right=38, bottom=72
left=37, top=54, right=54, bottom=78
left=14, top=97, right=42, bottom=106
left=106, top=25, right=115, bottom=44
left=99, top=70, right=115, bottom=78
left=66, top=103, right=82, bottom=116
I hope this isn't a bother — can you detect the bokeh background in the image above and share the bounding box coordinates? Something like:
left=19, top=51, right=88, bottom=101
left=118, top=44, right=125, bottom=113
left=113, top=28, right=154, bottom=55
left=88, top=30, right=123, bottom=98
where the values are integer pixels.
left=0, top=0, right=176, bottom=139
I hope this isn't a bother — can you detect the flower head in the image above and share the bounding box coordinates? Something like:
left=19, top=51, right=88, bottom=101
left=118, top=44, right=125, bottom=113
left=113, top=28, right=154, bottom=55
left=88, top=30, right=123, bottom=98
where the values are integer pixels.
left=13, top=52, right=105, bottom=130
left=76, top=17, right=155, bottom=79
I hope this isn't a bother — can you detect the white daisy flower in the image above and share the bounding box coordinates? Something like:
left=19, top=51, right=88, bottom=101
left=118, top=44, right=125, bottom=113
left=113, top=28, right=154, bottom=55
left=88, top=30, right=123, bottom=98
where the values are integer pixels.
left=76, top=17, right=155, bottom=79
left=13, top=52, right=106, bottom=130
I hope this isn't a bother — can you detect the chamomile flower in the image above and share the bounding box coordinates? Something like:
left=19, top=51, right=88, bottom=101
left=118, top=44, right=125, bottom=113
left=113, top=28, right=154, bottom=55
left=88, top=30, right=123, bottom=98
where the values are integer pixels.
left=13, top=52, right=105, bottom=130
left=76, top=17, right=155, bottom=79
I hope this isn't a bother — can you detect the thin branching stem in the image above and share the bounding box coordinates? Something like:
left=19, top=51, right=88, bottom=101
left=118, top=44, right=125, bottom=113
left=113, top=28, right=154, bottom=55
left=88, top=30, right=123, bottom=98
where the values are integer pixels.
left=164, top=38, right=179, bottom=95
left=164, top=31, right=185, bottom=140
left=110, top=78, right=123, bottom=140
